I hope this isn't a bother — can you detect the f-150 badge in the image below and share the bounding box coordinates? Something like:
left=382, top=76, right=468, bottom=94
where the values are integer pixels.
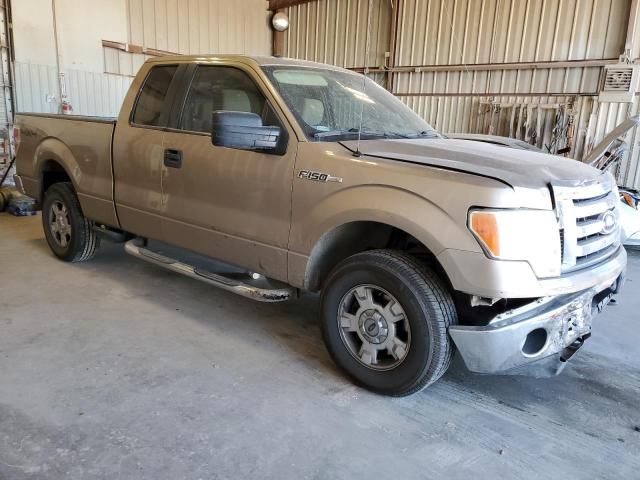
left=298, top=170, right=343, bottom=183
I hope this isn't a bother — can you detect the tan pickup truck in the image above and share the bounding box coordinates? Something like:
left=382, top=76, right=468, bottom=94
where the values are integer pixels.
left=14, top=55, right=626, bottom=396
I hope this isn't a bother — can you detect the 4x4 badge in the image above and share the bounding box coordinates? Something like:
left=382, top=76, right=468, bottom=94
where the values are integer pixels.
left=298, top=170, right=343, bottom=183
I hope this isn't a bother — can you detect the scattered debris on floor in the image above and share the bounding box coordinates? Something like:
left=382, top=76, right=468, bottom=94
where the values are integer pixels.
left=0, top=189, right=37, bottom=216
left=0, top=187, right=11, bottom=211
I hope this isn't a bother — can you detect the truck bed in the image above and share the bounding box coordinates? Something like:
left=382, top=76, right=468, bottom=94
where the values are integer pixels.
left=15, top=112, right=119, bottom=227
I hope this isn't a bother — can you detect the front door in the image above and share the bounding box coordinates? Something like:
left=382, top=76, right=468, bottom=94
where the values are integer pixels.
left=160, top=64, right=297, bottom=281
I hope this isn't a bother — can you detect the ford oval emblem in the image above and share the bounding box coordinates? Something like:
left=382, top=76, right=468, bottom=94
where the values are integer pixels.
left=599, top=211, right=617, bottom=235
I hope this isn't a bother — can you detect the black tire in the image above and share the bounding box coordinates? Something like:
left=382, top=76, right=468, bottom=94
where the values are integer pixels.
left=321, top=250, right=457, bottom=396
left=42, top=182, right=99, bottom=262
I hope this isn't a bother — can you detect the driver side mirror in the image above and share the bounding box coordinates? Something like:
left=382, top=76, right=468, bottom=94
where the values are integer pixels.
left=211, top=111, right=281, bottom=152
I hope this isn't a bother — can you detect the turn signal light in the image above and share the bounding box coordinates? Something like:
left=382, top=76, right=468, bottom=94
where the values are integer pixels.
left=622, top=192, right=635, bottom=209
left=469, top=211, right=500, bottom=257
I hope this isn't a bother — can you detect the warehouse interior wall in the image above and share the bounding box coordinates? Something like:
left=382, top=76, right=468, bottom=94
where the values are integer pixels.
left=11, top=0, right=56, bottom=67
left=103, top=0, right=272, bottom=77
left=9, top=0, right=640, bottom=187
left=127, top=0, right=271, bottom=56
left=284, top=0, right=640, bottom=188
left=12, top=0, right=272, bottom=116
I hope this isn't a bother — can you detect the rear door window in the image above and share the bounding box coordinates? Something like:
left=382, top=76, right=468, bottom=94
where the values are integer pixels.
left=132, top=65, right=178, bottom=127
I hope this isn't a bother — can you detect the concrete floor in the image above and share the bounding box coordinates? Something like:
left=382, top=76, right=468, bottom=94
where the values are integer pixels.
left=1, top=213, right=639, bottom=480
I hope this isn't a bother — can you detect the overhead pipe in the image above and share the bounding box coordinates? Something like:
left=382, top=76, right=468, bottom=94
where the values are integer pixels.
left=349, top=58, right=624, bottom=74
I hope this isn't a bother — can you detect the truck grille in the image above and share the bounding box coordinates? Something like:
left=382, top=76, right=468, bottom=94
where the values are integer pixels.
left=552, top=176, right=620, bottom=274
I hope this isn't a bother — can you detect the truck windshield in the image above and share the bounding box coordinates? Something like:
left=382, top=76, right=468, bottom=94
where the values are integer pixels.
left=262, top=66, right=439, bottom=142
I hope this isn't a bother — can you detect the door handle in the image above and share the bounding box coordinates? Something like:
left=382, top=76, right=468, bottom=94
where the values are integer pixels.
left=164, top=149, right=182, bottom=168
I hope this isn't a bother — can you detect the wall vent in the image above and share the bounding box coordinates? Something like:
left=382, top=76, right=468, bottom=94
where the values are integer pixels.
left=599, top=64, right=639, bottom=103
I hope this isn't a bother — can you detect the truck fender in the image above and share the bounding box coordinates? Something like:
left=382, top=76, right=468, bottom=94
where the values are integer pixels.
left=289, top=185, right=480, bottom=290
left=34, top=137, right=82, bottom=196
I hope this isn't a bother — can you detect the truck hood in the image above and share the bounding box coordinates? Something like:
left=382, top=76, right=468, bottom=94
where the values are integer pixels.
left=340, top=138, right=604, bottom=189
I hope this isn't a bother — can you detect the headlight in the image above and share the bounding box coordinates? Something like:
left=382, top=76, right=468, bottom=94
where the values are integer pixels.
left=468, top=209, right=562, bottom=278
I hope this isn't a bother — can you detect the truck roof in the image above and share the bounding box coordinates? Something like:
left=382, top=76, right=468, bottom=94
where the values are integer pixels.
left=146, top=54, right=352, bottom=72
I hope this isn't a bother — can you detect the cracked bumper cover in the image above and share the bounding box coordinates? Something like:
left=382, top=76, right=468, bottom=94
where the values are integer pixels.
left=448, top=272, right=625, bottom=376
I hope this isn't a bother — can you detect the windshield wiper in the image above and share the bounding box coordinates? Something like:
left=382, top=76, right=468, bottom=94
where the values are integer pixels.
left=406, top=130, right=440, bottom=139
left=313, top=129, right=356, bottom=139
left=313, top=128, right=409, bottom=140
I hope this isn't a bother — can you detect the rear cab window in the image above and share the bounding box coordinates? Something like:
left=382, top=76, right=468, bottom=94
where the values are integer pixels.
left=131, top=65, right=179, bottom=127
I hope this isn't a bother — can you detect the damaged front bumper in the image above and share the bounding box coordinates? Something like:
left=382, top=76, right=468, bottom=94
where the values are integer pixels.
left=448, top=273, right=625, bottom=376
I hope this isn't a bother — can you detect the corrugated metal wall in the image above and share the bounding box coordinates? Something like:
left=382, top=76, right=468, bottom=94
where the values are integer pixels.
left=15, top=0, right=273, bottom=115
left=15, top=62, right=133, bottom=117
left=14, top=63, right=58, bottom=114
left=104, top=0, right=272, bottom=76
left=127, top=0, right=271, bottom=55
left=284, top=0, right=640, bottom=186
left=392, top=0, right=632, bottom=156
left=285, top=0, right=390, bottom=68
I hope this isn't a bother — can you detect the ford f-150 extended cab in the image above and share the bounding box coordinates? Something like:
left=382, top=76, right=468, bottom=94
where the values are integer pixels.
left=14, top=55, right=626, bottom=396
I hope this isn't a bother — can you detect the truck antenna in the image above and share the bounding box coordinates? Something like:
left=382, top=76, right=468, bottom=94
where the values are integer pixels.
left=354, top=0, right=373, bottom=158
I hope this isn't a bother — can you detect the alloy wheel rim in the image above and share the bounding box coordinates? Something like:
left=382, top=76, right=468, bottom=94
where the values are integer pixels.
left=337, top=284, right=411, bottom=371
left=49, top=200, right=72, bottom=248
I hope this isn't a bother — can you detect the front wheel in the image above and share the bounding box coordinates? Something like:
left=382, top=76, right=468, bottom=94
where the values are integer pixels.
left=42, top=182, right=99, bottom=262
left=321, top=250, right=457, bottom=396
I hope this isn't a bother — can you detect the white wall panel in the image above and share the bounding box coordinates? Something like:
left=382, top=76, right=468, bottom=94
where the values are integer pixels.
left=15, top=62, right=132, bottom=117
left=14, top=63, right=59, bottom=114
left=11, top=0, right=57, bottom=67
left=127, top=0, right=272, bottom=55
left=14, top=0, right=273, bottom=118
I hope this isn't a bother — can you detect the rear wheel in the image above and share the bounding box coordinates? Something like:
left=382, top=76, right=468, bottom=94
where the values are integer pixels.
left=321, top=250, right=456, bottom=396
left=42, top=182, right=99, bottom=262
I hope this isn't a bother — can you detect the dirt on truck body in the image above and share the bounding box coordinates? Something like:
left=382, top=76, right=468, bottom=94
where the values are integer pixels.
left=14, top=55, right=626, bottom=396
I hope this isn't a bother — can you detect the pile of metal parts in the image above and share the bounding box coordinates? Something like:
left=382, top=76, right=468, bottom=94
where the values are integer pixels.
left=476, top=100, right=575, bottom=156
left=585, top=116, right=640, bottom=250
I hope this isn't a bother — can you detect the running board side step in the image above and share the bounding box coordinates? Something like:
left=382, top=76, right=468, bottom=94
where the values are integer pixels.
left=124, top=238, right=293, bottom=302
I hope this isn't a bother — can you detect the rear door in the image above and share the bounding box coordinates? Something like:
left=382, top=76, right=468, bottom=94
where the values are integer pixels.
left=112, top=63, right=183, bottom=239
left=159, top=63, right=297, bottom=281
